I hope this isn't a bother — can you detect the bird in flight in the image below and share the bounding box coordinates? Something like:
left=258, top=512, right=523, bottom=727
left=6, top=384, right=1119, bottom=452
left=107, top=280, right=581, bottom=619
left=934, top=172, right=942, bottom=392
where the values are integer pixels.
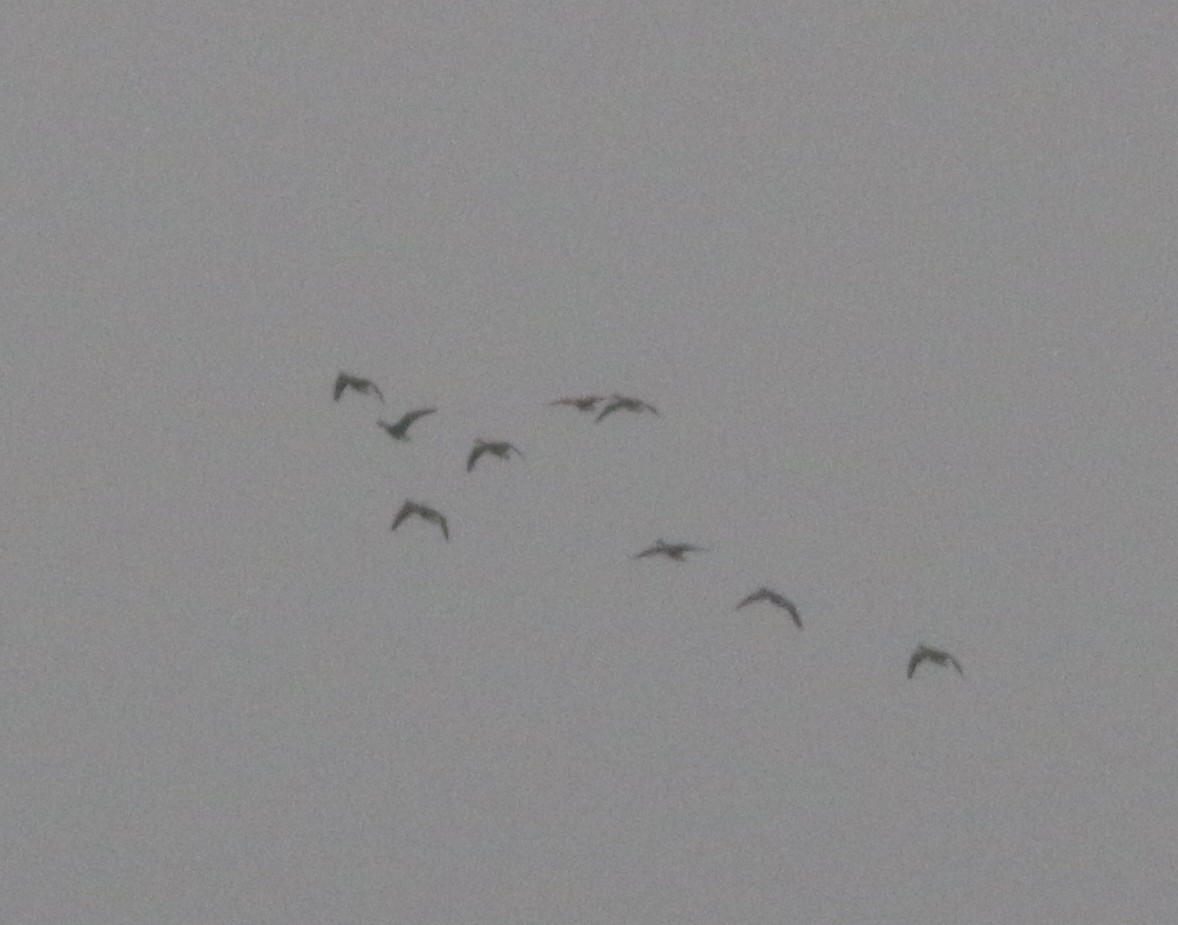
left=377, top=408, right=436, bottom=441
left=736, top=588, right=802, bottom=628
left=549, top=395, right=606, bottom=412
left=333, top=372, right=384, bottom=403
left=467, top=439, right=524, bottom=472
left=391, top=501, right=449, bottom=541
left=596, top=394, right=658, bottom=422
left=907, top=644, right=964, bottom=678
left=632, top=539, right=707, bottom=561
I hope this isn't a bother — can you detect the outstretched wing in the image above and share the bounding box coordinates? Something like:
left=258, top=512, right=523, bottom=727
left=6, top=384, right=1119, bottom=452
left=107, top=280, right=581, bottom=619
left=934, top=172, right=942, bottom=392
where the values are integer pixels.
left=595, top=400, right=623, bottom=422
left=369, top=381, right=385, bottom=403
left=436, top=514, right=449, bottom=541
left=402, top=408, right=435, bottom=427
left=333, top=373, right=350, bottom=401
left=640, top=401, right=659, bottom=415
left=467, top=444, right=487, bottom=472
left=391, top=501, right=414, bottom=532
left=907, top=650, right=925, bottom=678
left=633, top=546, right=659, bottom=559
left=779, top=598, right=802, bottom=628
left=505, top=442, right=524, bottom=459
left=735, top=590, right=763, bottom=609
left=947, top=654, right=964, bottom=675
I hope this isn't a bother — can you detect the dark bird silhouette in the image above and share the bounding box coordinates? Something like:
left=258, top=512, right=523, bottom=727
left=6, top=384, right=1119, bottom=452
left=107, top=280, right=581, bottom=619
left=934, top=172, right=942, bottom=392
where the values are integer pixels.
left=333, top=372, right=384, bottom=403
left=466, top=439, right=524, bottom=472
left=632, top=539, right=707, bottom=561
left=907, top=644, right=964, bottom=678
left=391, top=501, right=449, bottom=541
left=596, top=394, right=658, bottom=422
left=549, top=395, right=606, bottom=412
left=377, top=408, right=436, bottom=441
left=736, top=587, right=802, bottom=628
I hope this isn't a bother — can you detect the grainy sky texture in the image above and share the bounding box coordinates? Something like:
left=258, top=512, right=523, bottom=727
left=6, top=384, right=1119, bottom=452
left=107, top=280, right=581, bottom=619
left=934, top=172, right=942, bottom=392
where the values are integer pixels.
left=4, top=2, right=1177, bottom=922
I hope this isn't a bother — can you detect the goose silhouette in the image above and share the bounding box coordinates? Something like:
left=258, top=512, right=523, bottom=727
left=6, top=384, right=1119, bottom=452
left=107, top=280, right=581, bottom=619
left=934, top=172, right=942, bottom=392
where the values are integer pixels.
left=378, top=408, right=436, bottom=441
left=333, top=372, right=384, bottom=404
left=736, top=587, right=802, bottom=628
left=907, top=644, right=964, bottom=678
left=467, top=439, right=524, bottom=472
left=595, top=395, right=658, bottom=422
left=632, top=539, right=707, bottom=561
left=391, top=501, right=449, bottom=541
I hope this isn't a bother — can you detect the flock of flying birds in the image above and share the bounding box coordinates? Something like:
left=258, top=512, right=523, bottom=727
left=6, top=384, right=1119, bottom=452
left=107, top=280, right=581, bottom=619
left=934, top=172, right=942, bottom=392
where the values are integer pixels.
left=333, top=371, right=965, bottom=680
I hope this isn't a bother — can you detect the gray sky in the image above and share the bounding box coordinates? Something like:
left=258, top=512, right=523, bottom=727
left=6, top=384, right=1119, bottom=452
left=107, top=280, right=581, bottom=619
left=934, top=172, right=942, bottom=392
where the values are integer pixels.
left=4, top=2, right=1177, bottom=922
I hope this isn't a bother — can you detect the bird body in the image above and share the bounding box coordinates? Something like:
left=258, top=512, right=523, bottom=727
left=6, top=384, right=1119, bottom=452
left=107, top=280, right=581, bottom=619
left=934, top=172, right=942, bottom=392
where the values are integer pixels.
left=467, top=439, right=524, bottom=472
left=391, top=501, right=449, bottom=541
left=907, top=644, right=964, bottom=678
left=378, top=408, right=436, bottom=440
left=736, top=587, right=802, bottom=628
left=633, top=539, right=706, bottom=561
left=334, top=372, right=385, bottom=403
left=595, top=394, right=658, bottom=422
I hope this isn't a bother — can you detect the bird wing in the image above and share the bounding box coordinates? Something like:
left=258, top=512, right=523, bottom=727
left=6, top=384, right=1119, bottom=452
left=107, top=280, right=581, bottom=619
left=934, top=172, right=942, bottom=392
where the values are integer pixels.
left=782, top=600, right=802, bottom=628
left=947, top=655, right=964, bottom=675
left=391, top=502, right=413, bottom=531
left=907, top=651, right=925, bottom=678
left=595, top=400, right=622, bottom=422
left=633, top=547, right=658, bottom=559
left=437, top=515, right=449, bottom=541
left=642, top=401, right=658, bottom=414
left=735, top=591, right=761, bottom=609
left=467, top=445, right=486, bottom=471
left=370, top=382, right=385, bottom=403
left=404, top=408, right=436, bottom=426
left=506, top=443, right=524, bottom=458
left=333, top=374, right=349, bottom=401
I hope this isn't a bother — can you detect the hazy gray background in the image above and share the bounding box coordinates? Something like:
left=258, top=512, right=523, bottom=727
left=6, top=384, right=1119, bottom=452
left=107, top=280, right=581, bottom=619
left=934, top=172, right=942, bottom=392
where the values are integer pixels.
left=4, top=2, right=1176, bottom=921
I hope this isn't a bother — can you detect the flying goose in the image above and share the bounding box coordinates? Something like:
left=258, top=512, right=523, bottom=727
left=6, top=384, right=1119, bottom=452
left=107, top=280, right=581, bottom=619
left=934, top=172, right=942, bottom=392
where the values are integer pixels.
left=632, top=539, right=707, bottom=561
left=391, top=501, right=449, bottom=541
left=907, top=644, right=964, bottom=678
left=333, top=372, right=385, bottom=403
left=596, top=394, right=658, bottom=422
left=549, top=395, right=606, bottom=412
left=466, top=439, right=524, bottom=472
left=378, top=408, right=436, bottom=441
left=736, top=588, right=802, bottom=628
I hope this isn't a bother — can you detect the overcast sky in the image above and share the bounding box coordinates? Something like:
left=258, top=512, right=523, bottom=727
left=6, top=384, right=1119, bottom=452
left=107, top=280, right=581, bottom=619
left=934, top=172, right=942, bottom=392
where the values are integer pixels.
left=4, top=2, right=1177, bottom=922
